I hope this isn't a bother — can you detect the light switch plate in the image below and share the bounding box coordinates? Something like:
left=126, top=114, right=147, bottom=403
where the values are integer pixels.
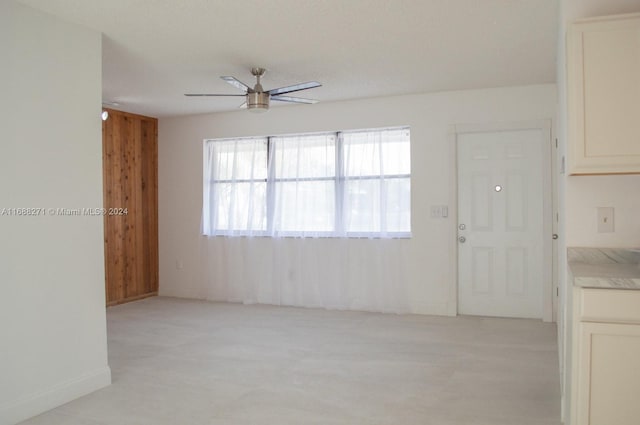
left=597, top=207, right=614, bottom=233
left=430, top=205, right=449, bottom=218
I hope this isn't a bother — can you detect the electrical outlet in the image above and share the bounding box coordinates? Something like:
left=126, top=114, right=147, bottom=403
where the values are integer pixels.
left=597, top=207, right=614, bottom=233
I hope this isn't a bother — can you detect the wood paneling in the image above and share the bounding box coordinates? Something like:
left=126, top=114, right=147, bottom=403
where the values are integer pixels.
left=102, top=108, right=158, bottom=306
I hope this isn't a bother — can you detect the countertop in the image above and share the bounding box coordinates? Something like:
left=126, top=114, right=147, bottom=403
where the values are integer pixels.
left=568, top=247, right=640, bottom=289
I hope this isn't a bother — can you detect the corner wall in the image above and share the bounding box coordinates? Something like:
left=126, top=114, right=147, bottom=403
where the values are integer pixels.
left=158, top=84, right=556, bottom=315
left=0, top=2, right=111, bottom=423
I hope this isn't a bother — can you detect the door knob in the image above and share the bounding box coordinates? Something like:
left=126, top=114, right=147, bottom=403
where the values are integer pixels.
left=458, top=236, right=466, bottom=243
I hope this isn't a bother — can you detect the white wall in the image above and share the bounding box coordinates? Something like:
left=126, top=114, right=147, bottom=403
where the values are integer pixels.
left=566, top=176, right=640, bottom=247
left=159, top=84, right=556, bottom=315
left=0, top=2, right=110, bottom=424
left=561, top=0, right=640, bottom=248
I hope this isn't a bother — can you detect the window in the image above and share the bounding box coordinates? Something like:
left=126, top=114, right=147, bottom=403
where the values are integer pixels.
left=342, top=128, right=411, bottom=236
left=202, top=138, right=267, bottom=236
left=203, top=127, right=411, bottom=238
left=271, top=133, right=337, bottom=236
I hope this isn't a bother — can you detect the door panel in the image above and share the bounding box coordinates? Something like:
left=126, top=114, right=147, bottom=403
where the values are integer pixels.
left=472, top=247, right=494, bottom=294
left=471, top=174, right=492, bottom=230
left=457, top=129, right=544, bottom=319
left=506, top=174, right=526, bottom=230
left=506, top=247, right=527, bottom=295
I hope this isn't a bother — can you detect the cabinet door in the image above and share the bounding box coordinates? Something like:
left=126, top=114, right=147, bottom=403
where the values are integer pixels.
left=568, top=14, right=640, bottom=175
left=577, top=322, right=640, bottom=425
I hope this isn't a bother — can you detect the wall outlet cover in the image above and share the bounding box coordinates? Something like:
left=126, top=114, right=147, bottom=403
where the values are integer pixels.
left=596, top=207, right=614, bottom=233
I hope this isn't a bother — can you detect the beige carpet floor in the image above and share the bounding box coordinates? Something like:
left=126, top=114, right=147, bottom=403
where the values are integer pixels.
left=20, top=296, right=561, bottom=425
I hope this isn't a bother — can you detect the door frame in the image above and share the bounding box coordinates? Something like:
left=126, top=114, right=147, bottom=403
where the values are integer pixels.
left=447, top=120, right=555, bottom=322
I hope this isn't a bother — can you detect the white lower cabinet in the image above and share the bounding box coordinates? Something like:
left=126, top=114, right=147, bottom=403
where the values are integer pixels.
left=569, top=288, right=640, bottom=425
left=576, top=321, right=640, bottom=425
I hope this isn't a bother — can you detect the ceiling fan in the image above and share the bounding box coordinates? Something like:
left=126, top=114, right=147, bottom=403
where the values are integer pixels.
left=185, top=67, right=321, bottom=113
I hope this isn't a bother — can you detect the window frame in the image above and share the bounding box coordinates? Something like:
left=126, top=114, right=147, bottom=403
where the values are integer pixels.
left=338, top=128, right=411, bottom=238
left=203, top=127, right=411, bottom=238
left=204, top=137, right=269, bottom=236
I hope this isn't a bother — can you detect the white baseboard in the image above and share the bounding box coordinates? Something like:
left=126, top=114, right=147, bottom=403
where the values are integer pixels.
left=409, top=299, right=450, bottom=316
left=0, top=366, right=111, bottom=425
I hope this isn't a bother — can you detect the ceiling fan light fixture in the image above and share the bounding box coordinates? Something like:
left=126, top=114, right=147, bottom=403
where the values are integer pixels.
left=185, top=67, right=321, bottom=112
left=247, top=91, right=269, bottom=113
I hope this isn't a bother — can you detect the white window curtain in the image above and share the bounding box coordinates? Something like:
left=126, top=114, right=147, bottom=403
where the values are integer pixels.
left=202, top=138, right=267, bottom=237
left=202, top=127, right=410, bottom=238
left=270, top=133, right=336, bottom=238
left=341, top=128, right=411, bottom=237
left=202, top=236, right=412, bottom=314
left=201, top=128, right=413, bottom=314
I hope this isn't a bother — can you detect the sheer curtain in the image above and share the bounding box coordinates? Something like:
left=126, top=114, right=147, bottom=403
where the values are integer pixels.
left=341, top=128, right=411, bottom=237
left=202, top=236, right=412, bottom=313
left=201, top=128, right=413, bottom=314
left=269, top=133, right=336, bottom=237
left=202, top=138, right=267, bottom=237
left=203, top=128, right=410, bottom=238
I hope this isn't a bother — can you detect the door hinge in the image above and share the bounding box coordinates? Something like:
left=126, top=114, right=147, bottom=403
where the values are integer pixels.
left=555, top=138, right=558, bottom=148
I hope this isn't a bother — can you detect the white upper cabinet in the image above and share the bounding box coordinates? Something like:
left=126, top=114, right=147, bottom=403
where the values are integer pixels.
left=568, top=14, right=640, bottom=175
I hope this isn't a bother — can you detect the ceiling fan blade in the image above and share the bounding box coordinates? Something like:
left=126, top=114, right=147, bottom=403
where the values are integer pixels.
left=267, top=81, right=321, bottom=96
left=221, top=76, right=252, bottom=93
left=271, top=95, right=318, bottom=104
left=184, top=94, right=246, bottom=97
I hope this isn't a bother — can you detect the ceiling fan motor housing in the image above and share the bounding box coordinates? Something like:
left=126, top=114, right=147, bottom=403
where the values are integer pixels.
left=247, top=91, right=270, bottom=112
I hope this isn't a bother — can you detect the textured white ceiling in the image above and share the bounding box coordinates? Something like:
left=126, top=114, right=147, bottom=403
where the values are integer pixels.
left=18, top=0, right=558, bottom=117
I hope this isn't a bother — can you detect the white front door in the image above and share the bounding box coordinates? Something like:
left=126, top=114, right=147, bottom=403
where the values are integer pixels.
left=457, top=127, right=546, bottom=319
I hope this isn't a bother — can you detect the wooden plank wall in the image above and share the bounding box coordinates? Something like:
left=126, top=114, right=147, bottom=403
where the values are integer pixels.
left=102, top=108, right=158, bottom=306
